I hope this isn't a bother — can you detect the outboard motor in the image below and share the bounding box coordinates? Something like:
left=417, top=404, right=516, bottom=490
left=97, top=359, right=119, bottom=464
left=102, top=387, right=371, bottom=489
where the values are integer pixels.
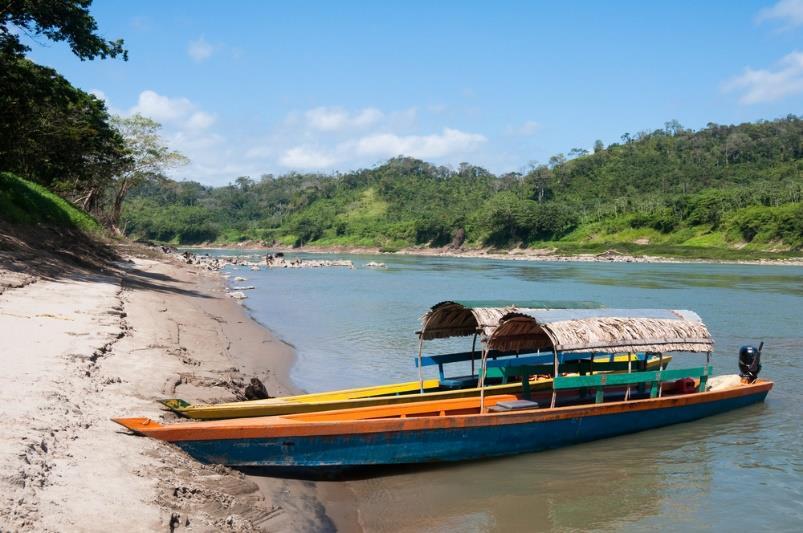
left=738, top=343, right=763, bottom=383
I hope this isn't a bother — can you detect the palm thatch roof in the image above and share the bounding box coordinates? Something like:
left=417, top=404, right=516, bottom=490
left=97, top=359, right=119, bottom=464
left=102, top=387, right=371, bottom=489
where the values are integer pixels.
left=487, top=308, right=714, bottom=353
left=419, top=300, right=603, bottom=340
left=420, top=302, right=714, bottom=354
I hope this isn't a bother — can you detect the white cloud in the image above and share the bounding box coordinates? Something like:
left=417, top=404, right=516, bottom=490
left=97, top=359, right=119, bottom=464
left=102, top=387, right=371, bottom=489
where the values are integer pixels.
left=355, top=128, right=486, bottom=159
left=109, top=97, right=490, bottom=181
left=130, top=90, right=194, bottom=121
left=723, top=51, right=803, bottom=104
left=275, top=123, right=486, bottom=170
left=305, top=106, right=383, bottom=131
left=757, top=0, right=803, bottom=28
left=279, top=146, right=338, bottom=168
left=186, top=111, right=216, bottom=131
left=188, top=37, right=214, bottom=62
left=128, top=90, right=216, bottom=130
left=508, top=120, right=540, bottom=136
left=89, top=89, right=107, bottom=102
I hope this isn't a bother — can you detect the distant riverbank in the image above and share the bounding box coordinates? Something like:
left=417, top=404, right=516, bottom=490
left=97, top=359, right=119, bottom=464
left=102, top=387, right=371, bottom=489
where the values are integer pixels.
left=183, top=241, right=803, bottom=267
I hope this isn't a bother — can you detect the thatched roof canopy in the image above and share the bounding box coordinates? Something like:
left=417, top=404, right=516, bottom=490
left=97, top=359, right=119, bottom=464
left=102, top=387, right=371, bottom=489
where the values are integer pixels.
left=419, top=300, right=602, bottom=341
left=487, top=308, right=714, bottom=354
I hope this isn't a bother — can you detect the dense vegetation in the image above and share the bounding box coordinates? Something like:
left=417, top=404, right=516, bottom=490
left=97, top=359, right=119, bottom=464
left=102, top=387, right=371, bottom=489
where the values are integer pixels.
left=123, top=116, right=803, bottom=256
left=1, top=1, right=127, bottom=205
left=1, top=1, right=182, bottom=232
left=0, top=172, right=100, bottom=233
left=1, top=3, right=800, bottom=259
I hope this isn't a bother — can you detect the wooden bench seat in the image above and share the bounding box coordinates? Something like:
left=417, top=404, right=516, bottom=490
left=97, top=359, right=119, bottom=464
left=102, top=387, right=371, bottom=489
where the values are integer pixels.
left=553, top=366, right=712, bottom=403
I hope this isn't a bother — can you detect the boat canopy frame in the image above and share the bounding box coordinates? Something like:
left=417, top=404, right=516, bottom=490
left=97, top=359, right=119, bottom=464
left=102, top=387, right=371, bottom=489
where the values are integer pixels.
left=478, top=307, right=715, bottom=409
left=415, top=301, right=715, bottom=409
left=415, top=300, right=604, bottom=391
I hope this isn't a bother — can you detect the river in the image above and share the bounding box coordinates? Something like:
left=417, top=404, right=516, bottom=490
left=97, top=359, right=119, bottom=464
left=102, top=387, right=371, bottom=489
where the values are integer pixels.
left=207, top=250, right=802, bottom=532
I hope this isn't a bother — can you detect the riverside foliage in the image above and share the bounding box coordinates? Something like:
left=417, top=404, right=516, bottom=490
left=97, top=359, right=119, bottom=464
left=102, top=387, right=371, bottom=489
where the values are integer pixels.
left=123, top=116, right=803, bottom=255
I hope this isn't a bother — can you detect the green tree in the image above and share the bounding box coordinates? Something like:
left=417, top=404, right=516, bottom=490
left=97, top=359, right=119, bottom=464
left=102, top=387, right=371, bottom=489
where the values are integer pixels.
left=0, top=56, right=127, bottom=203
left=0, top=0, right=129, bottom=220
left=109, top=115, right=187, bottom=229
left=593, top=139, right=605, bottom=153
left=1, top=0, right=126, bottom=59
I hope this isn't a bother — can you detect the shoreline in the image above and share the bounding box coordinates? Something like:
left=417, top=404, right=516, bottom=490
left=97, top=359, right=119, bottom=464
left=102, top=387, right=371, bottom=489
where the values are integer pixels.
left=0, top=241, right=357, bottom=531
left=184, top=242, right=803, bottom=267
left=208, top=256, right=361, bottom=532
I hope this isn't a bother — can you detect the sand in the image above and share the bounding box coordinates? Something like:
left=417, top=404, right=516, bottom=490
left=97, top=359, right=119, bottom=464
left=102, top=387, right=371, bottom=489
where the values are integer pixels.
left=0, top=247, right=352, bottom=532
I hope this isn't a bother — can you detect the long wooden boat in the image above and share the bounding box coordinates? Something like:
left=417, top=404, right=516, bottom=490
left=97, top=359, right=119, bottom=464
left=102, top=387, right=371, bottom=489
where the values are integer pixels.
left=162, top=301, right=666, bottom=420
left=113, top=379, right=772, bottom=467
left=162, top=354, right=669, bottom=419
left=114, top=307, right=771, bottom=469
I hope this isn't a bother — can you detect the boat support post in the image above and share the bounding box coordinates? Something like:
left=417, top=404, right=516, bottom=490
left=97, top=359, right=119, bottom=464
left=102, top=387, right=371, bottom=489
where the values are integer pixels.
left=550, top=347, right=559, bottom=408
left=624, top=352, right=633, bottom=401
left=416, top=332, right=426, bottom=394
left=470, top=333, right=478, bottom=375
left=479, top=347, right=490, bottom=413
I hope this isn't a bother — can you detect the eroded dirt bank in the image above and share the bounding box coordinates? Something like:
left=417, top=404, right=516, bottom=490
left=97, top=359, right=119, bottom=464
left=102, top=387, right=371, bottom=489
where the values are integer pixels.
left=0, top=234, right=349, bottom=531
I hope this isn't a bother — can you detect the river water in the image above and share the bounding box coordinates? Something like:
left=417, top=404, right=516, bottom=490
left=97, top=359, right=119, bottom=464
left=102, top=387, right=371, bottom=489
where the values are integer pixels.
left=208, top=251, right=802, bottom=532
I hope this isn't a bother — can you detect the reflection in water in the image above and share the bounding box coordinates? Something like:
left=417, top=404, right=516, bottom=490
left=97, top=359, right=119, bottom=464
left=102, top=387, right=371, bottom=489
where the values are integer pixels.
left=202, top=251, right=803, bottom=532
left=347, top=417, right=719, bottom=532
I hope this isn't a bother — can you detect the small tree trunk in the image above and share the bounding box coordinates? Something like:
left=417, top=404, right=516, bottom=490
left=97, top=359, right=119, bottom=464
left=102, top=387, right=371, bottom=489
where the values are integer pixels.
left=81, top=188, right=98, bottom=213
left=110, top=177, right=130, bottom=231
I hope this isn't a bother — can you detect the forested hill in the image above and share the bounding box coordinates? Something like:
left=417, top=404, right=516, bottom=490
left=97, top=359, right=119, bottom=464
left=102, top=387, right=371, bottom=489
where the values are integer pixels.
left=123, top=116, right=803, bottom=257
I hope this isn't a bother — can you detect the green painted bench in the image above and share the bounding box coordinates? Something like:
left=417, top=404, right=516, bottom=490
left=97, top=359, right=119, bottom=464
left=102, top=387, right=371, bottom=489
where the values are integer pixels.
left=553, top=366, right=712, bottom=404
left=485, top=353, right=660, bottom=393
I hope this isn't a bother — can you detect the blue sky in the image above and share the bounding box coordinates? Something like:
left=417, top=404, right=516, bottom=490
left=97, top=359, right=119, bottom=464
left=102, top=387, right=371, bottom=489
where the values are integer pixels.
left=22, top=0, right=803, bottom=185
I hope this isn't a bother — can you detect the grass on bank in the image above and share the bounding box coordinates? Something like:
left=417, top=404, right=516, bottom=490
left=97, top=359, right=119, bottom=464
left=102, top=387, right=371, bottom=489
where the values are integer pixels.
left=0, top=172, right=100, bottom=233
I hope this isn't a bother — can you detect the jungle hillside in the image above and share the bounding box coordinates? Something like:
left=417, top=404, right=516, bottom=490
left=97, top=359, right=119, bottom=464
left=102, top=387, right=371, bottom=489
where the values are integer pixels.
left=0, top=3, right=800, bottom=261
left=122, top=116, right=803, bottom=259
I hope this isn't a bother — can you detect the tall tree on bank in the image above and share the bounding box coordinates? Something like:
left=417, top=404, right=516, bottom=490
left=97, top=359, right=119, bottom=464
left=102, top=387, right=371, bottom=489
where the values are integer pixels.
left=0, top=0, right=129, bottom=218
left=109, top=115, right=187, bottom=231
left=0, top=55, right=127, bottom=199
left=0, top=0, right=126, bottom=59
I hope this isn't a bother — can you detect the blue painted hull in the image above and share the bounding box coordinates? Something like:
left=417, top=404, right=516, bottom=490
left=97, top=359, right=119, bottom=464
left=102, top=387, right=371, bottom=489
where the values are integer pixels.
left=176, top=389, right=769, bottom=468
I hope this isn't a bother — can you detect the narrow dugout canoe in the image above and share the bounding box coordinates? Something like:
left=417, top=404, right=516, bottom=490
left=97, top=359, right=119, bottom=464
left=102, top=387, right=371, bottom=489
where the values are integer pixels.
left=114, top=306, right=772, bottom=469
left=163, top=354, right=669, bottom=420
left=160, top=378, right=442, bottom=413
left=113, top=379, right=773, bottom=468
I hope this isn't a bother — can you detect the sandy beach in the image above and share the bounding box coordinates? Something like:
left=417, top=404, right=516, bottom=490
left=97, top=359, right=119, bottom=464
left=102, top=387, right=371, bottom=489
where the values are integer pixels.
left=0, top=237, right=353, bottom=532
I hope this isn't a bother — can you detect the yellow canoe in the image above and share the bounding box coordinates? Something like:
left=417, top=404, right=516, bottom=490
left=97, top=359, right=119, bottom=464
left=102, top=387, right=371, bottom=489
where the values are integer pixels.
left=162, top=354, right=670, bottom=420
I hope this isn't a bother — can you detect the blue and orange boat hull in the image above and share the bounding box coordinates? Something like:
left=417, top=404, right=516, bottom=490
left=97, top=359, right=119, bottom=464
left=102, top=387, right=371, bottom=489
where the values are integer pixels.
left=114, top=380, right=772, bottom=468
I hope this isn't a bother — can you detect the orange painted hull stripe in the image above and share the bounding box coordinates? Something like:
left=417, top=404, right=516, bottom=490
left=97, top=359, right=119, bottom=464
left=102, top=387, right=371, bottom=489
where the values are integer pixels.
left=112, top=381, right=773, bottom=442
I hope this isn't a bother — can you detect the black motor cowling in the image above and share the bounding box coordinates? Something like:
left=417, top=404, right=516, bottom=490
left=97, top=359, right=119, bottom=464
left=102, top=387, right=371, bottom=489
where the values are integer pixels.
left=738, top=344, right=762, bottom=383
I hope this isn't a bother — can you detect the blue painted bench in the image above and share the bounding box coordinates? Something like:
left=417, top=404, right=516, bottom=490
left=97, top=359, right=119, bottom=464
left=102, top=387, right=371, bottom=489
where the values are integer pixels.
left=484, top=353, right=649, bottom=394
left=414, top=349, right=525, bottom=389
